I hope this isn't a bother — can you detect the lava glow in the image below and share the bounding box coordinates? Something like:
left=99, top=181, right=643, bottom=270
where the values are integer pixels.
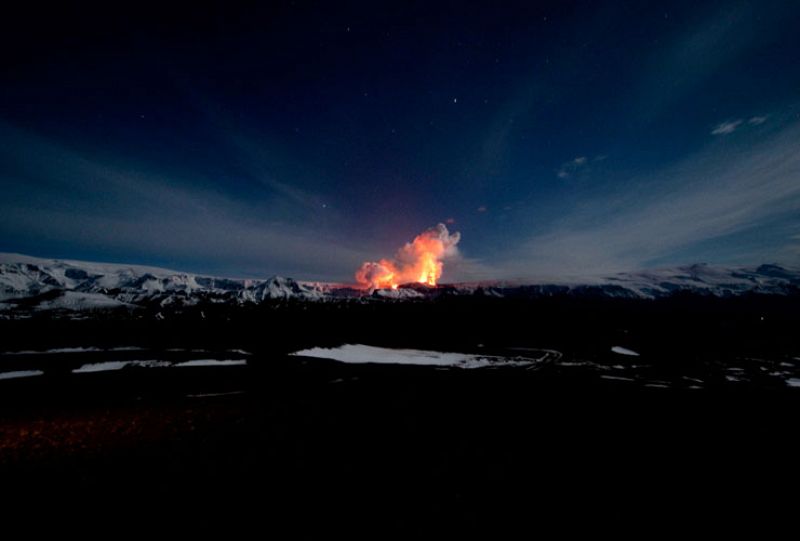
left=356, top=223, right=461, bottom=289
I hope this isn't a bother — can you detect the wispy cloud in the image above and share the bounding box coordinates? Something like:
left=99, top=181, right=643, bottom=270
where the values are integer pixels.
left=502, top=116, right=800, bottom=277
left=711, top=119, right=743, bottom=135
left=182, top=89, right=331, bottom=214
left=555, top=155, right=606, bottom=179
left=636, top=3, right=772, bottom=120
left=557, top=156, right=588, bottom=179
left=0, top=120, right=372, bottom=281
left=712, top=114, right=769, bottom=135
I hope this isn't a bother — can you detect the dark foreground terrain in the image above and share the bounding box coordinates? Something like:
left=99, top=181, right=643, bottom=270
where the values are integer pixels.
left=1, top=294, right=799, bottom=534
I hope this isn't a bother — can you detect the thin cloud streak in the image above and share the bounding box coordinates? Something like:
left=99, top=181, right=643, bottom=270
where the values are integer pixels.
left=501, top=117, right=800, bottom=278
left=636, top=2, right=764, bottom=120
left=711, top=119, right=742, bottom=135
left=557, top=156, right=589, bottom=179
left=0, top=121, right=373, bottom=281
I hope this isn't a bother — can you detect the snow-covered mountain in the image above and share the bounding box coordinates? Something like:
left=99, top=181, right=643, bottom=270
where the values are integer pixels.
left=0, top=253, right=798, bottom=316
left=0, top=253, right=328, bottom=314
left=451, top=263, right=800, bottom=300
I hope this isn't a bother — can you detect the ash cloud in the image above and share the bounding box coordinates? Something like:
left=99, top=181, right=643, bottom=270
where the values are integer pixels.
left=356, top=224, right=461, bottom=289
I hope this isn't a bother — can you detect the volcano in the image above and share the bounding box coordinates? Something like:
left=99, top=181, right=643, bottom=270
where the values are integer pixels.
left=355, top=223, right=461, bottom=290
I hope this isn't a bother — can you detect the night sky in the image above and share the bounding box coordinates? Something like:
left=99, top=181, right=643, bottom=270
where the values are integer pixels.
left=2, top=1, right=800, bottom=282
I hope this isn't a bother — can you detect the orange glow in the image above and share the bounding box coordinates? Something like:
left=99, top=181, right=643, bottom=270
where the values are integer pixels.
left=417, top=252, right=440, bottom=286
left=355, top=224, right=460, bottom=290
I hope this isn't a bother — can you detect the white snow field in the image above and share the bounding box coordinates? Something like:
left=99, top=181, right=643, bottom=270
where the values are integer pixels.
left=290, top=344, right=547, bottom=369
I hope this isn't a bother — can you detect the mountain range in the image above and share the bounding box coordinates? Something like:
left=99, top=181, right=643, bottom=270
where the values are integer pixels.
left=1, top=253, right=798, bottom=316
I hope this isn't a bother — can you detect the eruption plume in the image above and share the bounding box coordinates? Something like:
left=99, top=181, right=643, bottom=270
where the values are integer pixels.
left=356, top=223, right=461, bottom=289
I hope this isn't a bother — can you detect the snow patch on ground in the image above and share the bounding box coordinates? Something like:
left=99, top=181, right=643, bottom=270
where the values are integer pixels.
left=72, top=359, right=247, bottom=373
left=0, top=370, right=44, bottom=380
left=600, top=375, right=636, bottom=382
left=5, top=346, right=144, bottom=355
left=611, top=346, right=640, bottom=356
left=186, top=390, right=246, bottom=398
left=290, top=344, right=541, bottom=369
left=72, top=360, right=171, bottom=373
left=174, top=359, right=248, bottom=367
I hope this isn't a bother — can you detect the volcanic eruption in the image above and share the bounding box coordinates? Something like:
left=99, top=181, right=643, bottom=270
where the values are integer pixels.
left=355, top=223, right=461, bottom=290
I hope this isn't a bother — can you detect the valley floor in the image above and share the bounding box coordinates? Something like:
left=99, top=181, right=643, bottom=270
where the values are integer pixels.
left=1, top=351, right=798, bottom=534
left=1, top=294, right=798, bottom=534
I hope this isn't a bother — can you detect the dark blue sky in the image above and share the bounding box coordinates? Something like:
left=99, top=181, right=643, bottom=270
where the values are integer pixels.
left=2, top=1, right=799, bottom=281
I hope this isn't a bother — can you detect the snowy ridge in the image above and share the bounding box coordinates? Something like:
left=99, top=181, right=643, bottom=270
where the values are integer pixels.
left=0, top=253, right=327, bottom=311
left=445, top=263, right=800, bottom=300
left=0, top=254, right=798, bottom=315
